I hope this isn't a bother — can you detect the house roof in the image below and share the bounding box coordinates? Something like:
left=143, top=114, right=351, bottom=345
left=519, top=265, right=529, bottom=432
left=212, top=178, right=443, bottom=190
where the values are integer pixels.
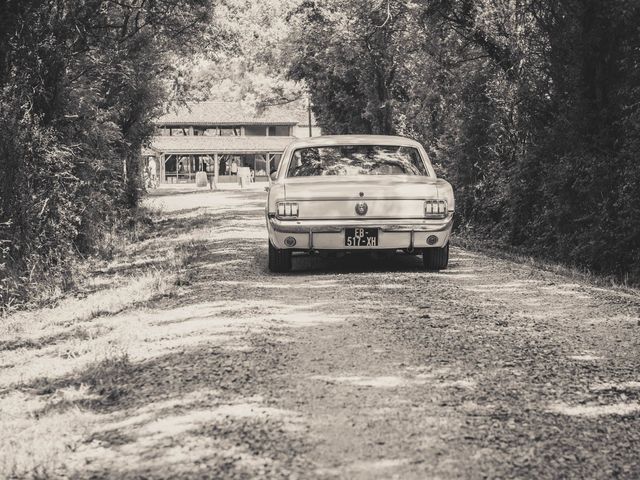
left=155, top=101, right=316, bottom=127
left=148, top=135, right=296, bottom=154
left=141, top=147, right=157, bottom=156
left=285, top=135, right=424, bottom=149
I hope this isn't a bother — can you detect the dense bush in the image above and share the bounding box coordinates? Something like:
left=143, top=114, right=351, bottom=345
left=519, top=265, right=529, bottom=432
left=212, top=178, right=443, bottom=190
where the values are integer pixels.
left=0, top=0, right=215, bottom=309
left=286, top=0, right=640, bottom=282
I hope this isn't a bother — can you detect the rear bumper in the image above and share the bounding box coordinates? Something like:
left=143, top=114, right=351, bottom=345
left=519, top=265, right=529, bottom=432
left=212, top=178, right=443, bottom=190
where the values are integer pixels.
left=267, top=215, right=453, bottom=250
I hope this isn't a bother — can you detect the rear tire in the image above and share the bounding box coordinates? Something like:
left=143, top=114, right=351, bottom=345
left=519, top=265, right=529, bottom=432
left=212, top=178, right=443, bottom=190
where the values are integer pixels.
left=268, top=241, right=292, bottom=272
left=423, top=243, right=449, bottom=271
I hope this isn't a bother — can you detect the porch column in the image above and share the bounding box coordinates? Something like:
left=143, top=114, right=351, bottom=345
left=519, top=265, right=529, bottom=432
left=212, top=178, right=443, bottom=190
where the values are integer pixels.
left=160, top=154, right=166, bottom=184
left=213, top=153, right=219, bottom=189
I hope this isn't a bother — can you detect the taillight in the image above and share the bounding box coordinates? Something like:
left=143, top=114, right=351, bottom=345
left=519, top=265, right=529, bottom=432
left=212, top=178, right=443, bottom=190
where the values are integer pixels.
left=277, top=202, right=299, bottom=218
left=424, top=200, right=447, bottom=218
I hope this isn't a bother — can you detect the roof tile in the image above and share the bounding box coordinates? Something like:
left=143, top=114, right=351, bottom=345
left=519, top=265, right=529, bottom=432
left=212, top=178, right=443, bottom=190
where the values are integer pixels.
left=155, top=101, right=316, bottom=126
left=149, top=135, right=295, bottom=154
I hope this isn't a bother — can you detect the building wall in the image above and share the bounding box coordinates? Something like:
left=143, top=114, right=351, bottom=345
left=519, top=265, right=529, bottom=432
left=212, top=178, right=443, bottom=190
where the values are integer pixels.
left=292, top=125, right=322, bottom=138
left=148, top=118, right=321, bottom=184
left=156, top=124, right=299, bottom=137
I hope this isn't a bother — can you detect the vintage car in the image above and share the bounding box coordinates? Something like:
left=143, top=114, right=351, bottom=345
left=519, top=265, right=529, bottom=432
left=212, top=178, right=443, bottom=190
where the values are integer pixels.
left=265, top=135, right=454, bottom=272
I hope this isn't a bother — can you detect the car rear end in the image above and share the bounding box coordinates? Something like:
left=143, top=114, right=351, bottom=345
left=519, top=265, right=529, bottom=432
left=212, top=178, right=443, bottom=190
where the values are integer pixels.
left=268, top=177, right=453, bottom=251
left=266, top=136, right=454, bottom=271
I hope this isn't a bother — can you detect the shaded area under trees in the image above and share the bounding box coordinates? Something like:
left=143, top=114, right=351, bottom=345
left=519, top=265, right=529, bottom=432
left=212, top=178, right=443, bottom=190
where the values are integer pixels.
left=286, top=0, right=640, bottom=282
left=0, top=0, right=216, bottom=308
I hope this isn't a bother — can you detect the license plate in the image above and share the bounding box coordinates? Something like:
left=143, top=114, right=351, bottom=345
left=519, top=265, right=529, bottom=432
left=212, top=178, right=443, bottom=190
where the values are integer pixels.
left=345, top=228, right=379, bottom=247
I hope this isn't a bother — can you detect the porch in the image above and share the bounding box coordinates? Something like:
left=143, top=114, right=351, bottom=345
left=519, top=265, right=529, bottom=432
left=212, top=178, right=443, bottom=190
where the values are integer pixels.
left=146, top=135, right=294, bottom=184
left=161, top=153, right=281, bottom=184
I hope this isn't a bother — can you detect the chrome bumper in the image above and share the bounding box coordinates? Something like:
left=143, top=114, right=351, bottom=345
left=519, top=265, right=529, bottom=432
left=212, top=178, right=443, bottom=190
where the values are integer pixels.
left=268, top=215, right=453, bottom=233
left=267, top=215, right=454, bottom=250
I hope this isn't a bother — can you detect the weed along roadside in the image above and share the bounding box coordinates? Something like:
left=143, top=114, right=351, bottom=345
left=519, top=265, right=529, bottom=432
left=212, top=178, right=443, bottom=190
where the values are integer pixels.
left=0, top=187, right=638, bottom=479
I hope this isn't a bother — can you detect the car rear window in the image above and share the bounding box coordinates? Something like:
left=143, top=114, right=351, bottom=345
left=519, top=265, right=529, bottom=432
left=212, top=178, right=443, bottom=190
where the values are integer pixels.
left=286, top=145, right=428, bottom=177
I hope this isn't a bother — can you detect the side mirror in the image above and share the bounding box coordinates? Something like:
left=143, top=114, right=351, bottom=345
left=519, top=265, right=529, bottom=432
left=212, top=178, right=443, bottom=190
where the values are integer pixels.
left=270, top=171, right=278, bottom=181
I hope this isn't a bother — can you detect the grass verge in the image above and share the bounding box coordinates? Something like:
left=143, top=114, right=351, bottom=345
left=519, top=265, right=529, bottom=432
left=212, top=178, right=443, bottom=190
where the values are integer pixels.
left=454, top=232, right=640, bottom=292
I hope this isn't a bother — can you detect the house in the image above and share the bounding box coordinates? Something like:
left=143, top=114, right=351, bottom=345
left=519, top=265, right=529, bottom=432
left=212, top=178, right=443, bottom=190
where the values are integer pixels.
left=144, top=101, right=321, bottom=184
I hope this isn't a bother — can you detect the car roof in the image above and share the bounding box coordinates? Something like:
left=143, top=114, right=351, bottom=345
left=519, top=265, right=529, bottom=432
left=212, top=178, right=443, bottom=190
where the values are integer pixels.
left=286, top=134, right=423, bottom=149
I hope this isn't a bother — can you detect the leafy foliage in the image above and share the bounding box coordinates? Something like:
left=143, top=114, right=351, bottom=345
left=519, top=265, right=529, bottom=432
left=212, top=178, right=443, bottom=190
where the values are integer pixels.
left=0, top=0, right=216, bottom=308
left=286, top=0, right=640, bottom=281
left=187, top=0, right=306, bottom=108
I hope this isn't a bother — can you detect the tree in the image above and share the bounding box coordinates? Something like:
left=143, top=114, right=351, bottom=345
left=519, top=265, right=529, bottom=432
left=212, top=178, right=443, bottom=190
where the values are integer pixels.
left=287, top=0, right=408, bottom=134
left=285, top=0, right=640, bottom=281
left=0, top=0, right=217, bottom=307
left=185, top=0, right=306, bottom=108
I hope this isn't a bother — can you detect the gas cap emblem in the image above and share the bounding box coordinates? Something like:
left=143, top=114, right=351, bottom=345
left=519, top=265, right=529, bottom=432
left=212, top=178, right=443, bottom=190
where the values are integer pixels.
left=355, top=202, right=368, bottom=216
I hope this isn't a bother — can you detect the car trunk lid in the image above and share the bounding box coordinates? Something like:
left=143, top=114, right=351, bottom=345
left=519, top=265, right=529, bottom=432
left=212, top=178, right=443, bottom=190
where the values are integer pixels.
left=284, top=177, right=438, bottom=220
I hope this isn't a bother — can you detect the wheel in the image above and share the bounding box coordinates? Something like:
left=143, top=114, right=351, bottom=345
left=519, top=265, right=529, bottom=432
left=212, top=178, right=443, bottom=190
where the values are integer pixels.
left=423, top=243, right=449, bottom=270
left=268, top=241, right=292, bottom=272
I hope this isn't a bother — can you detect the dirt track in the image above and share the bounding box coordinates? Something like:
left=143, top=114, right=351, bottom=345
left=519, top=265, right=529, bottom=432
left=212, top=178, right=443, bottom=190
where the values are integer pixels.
left=2, top=188, right=640, bottom=479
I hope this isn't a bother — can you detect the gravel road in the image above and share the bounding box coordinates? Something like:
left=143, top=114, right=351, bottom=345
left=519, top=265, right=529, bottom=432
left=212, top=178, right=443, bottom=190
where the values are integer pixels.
left=6, top=188, right=636, bottom=479
left=96, top=187, right=637, bottom=480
